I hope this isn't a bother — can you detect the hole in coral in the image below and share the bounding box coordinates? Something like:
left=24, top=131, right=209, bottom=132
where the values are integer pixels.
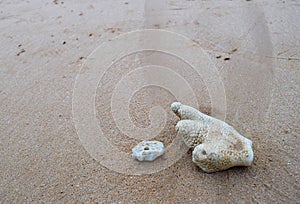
left=202, top=150, right=207, bottom=155
left=144, top=147, right=149, bottom=150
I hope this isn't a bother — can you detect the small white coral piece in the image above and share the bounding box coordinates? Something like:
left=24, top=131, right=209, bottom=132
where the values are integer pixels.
left=132, top=141, right=165, bottom=162
left=171, top=102, right=254, bottom=173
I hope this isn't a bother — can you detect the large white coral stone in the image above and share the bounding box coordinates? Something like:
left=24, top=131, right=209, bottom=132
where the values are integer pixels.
left=132, top=141, right=165, bottom=162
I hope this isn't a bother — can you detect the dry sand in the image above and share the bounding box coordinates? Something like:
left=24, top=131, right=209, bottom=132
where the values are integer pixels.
left=1, top=0, right=299, bottom=203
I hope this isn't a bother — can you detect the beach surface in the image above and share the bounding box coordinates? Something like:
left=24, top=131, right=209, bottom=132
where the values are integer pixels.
left=1, top=0, right=299, bottom=203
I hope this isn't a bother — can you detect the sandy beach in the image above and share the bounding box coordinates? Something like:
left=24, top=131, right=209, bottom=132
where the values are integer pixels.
left=1, top=0, right=299, bottom=203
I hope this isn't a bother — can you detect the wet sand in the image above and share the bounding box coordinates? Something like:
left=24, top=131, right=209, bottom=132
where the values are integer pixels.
left=1, top=0, right=299, bottom=203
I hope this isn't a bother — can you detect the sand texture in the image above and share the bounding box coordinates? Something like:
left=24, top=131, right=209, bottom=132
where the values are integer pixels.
left=1, top=0, right=299, bottom=203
